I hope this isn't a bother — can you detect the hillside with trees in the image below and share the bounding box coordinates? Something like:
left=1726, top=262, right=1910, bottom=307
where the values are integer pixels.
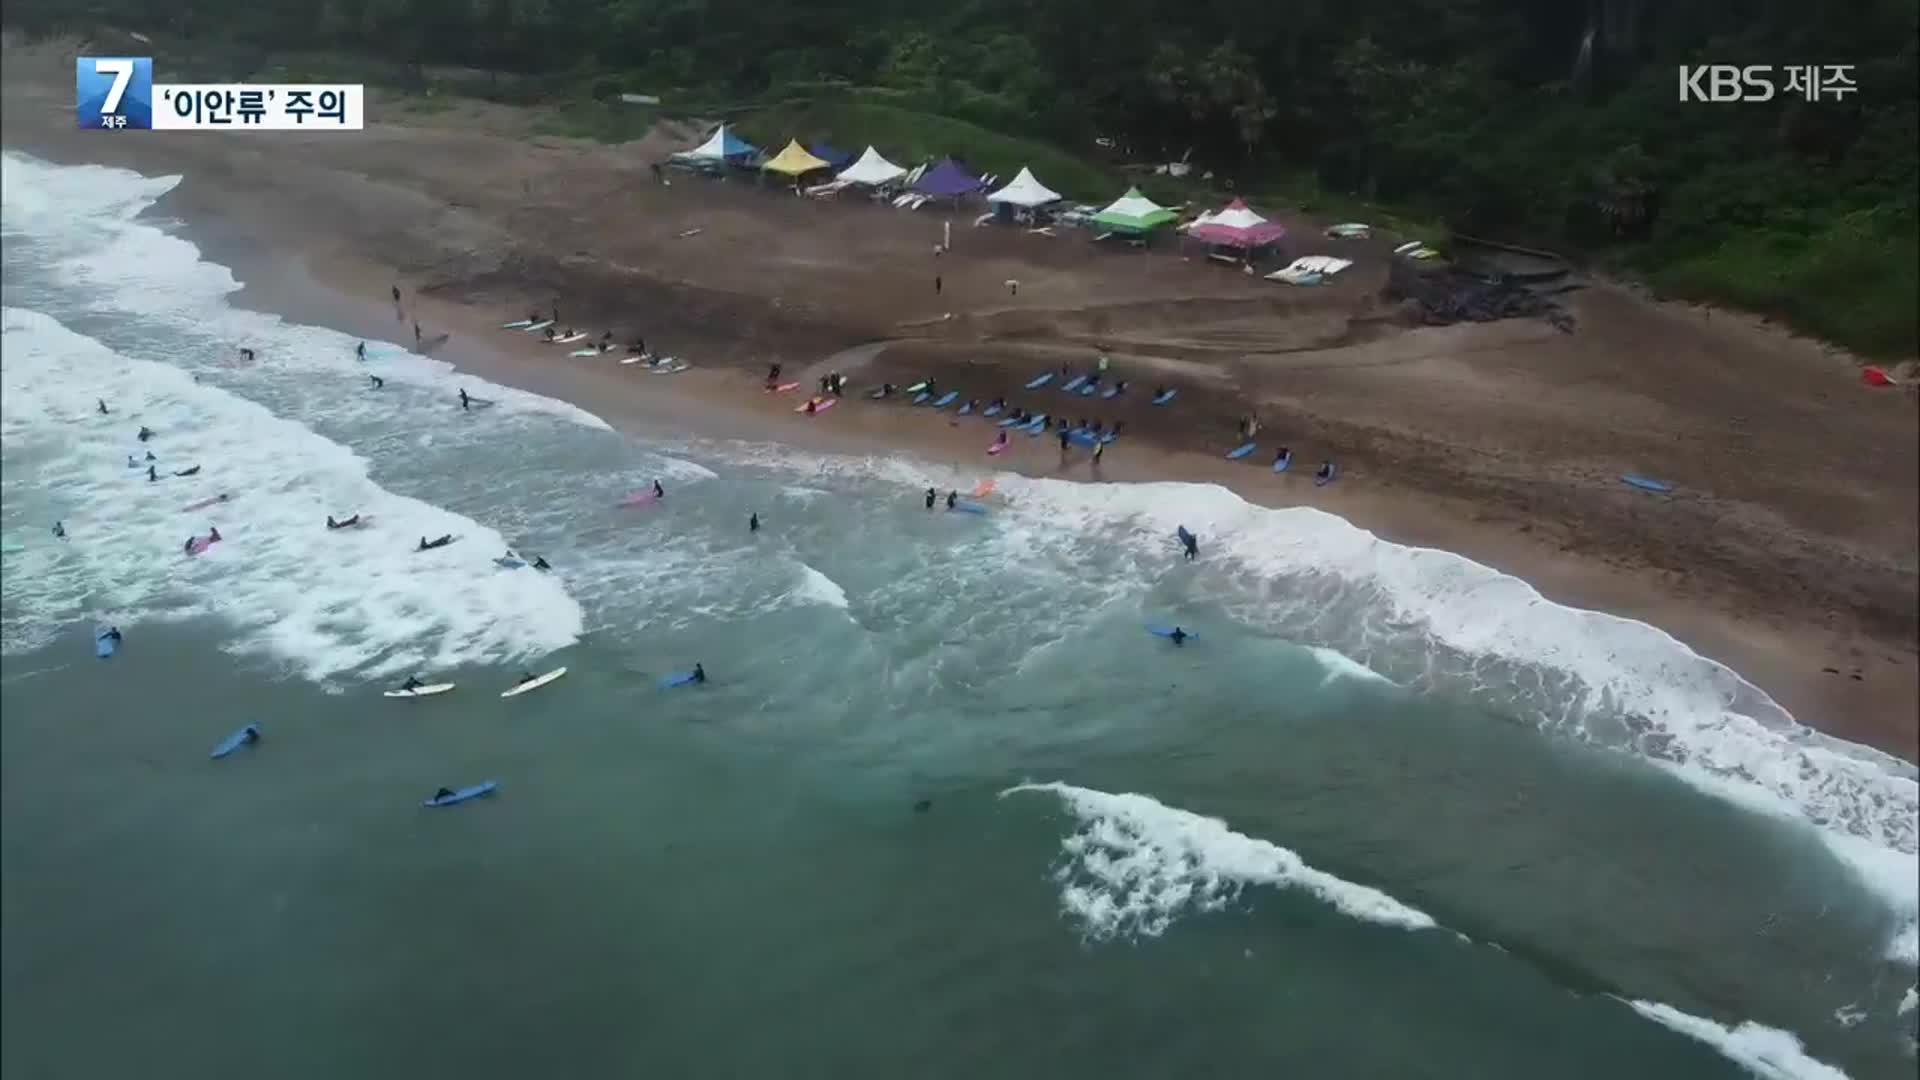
left=9, top=0, right=1916, bottom=357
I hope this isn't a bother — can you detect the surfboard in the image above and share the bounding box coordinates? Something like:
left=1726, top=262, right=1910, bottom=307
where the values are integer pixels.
left=971, top=479, right=996, bottom=498
left=1152, top=389, right=1178, bottom=406
left=182, top=494, right=234, bottom=512
left=1226, top=442, right=1257, bottom=460
left=500, top=318, right=535, bottom=329
left=988, top=440, right=1008, bottom=455
left=1314, top=464, right=1339, bottom=487
left=1078, top=384, right=1097, bottom=397
left=619, top=353, right=653, bottom=366
left=1061, top=375, right=1088, bottom=392
left=933, top=391, right=960, bottom=408
left=997, top=416, right=1025, bottom=428
left=1621, top=474, right=1672, bottom=493
left=867, top=387, right=890, bottom=399
left=500, top=667, right=567, bottom=698
left=384, top=683, right=455, bottom=699
left=186, top=534, right=220, bottom=556
left=495, top=556, right=526, bottom=569
left=1273, top=453, right=1292, bottom=473
left=550, top=332, right=587, bottom=345
left=423, top=781, right=497, bottom=808
left=415, top=536, right=461, bottom=552
left=982, top=404, right=1003, bottom=417
left=173, top=466, right=201, bottom=477
left=957, top=401, right=973, bottom=416
left=94, top=630, right=118, bottom=658
left=622, top=491, right=660, bottom=507
left=660, top=670, right=703, bottom=688
left=1101, top=387, right=1122, bottom=399
left=1025, top=416, right=1051, bottom=436
left=796, top=397, right=837, bottom=414
left=209, top=723, right=260, bottom=759
left=912, top=392, right=931, bottom=405
left=1025, top=372, right=1054, bottom=389
left=1146, top=625, right=1198, bottom=641
left=906, top=381, right=929, bottom=394
left=767, top=382, right=800, bottom=393
left=522, top=320, right=555, bottom=333
left=569, top=347, right=601, bottom=357
left=648, top=363, right=690, bottom=375
left=951, top=500, right=987, bottom=514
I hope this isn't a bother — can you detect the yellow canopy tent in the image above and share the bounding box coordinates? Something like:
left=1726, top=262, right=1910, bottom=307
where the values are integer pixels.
left=761, top=139, right=832, bottom=177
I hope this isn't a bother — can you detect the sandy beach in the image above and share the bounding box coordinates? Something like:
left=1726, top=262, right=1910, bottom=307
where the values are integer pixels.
left=5, top=36, right=1914, bottom=759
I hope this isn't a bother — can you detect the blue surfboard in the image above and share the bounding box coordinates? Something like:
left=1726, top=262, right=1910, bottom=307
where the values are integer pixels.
left=1101, top=386, right=1122, bottom=399
left=998, top=415, right=1024, bottom=427
left=210, top=723, right=260, bottom=759
left=982, top=404, right=1003, bottom=417
left=94, top=629, right=118, bottom=658
left=951, top=500, right=987, bottom=514
left=495, top=557, right=526, bottom=569
left=1061, top=375, right=1088, bottom=393
left=1151, top=389, right=1178, bottom=406
left=1025, top=372, right=1054, bottom=389
left=1272, top=452, right=1292, bottom=473
left=1621, top=474, right=1672, bottom=493
left=1226, top=442, right=1257, bottom=460
left=1078, top=383, right=1097, bottom=396
left=661, top=670, right=702, bottom=688
left=424, top=781, right=497, bottom=808
left=912, top=392, right=932, bottom=405
left=933, top=390, right=959, bottom=408
left=957, top=401, right=973, bottom=416
left=1315, top=463, right=1339, bottom=487
left=1146, top=625, right=1198, bottom=641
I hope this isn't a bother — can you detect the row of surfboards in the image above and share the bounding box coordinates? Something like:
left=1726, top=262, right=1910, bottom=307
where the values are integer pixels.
left=1224, top=442, right=1339, bottom=485
left=498, top=316, right=690, bottom=374
left=1022, top=370, right=1177, bottom=407
left=200, top=721, right=496, bottom=806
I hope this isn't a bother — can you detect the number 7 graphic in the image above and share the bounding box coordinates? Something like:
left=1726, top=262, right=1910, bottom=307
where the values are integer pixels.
left=94, top=59, right=134, bottom=114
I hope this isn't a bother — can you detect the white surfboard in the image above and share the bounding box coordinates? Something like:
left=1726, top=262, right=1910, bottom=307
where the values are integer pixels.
left=648, top=362, right=690, bottom=375
left=384, top=683, right=455, bottom=699
left=550, top=332, right=587, bottom=345
left=500, top=667, right=567, bottom=698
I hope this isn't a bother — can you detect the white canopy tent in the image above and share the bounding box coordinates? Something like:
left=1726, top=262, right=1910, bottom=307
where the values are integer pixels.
left=837, top=146, right=908, bottom=186
left=985, top=166, right=1062, bottom=208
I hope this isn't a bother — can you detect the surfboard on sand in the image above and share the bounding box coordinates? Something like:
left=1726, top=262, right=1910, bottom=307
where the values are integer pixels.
left=796, top=397, right=837, bottom=414
left=766, top=382, right=800, bottom=393
left=1620, top=474, right=1672, bottom=494
left=1151, top=389, right=1178, bottom=406
left=1025, top=372, right=1054, bottom=389
left=1226, top=441, right=1257, bottom=460
left=501, top=667, right=567, bottom=698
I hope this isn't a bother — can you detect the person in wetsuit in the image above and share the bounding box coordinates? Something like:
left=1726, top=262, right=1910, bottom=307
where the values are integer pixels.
left=1169, top=626, right=1188, bottom=646
left=652, top=479, right=664, bottom=499
left=52, top=521, right=65, bottom=539
left=355, top=342, right=366, bottom=361
left=946, top=491, right=958, bottom=510
left=1315, top=461, right=1335, bottom=483
left=749, top=513, right=760, bottom=533
left=207, top=527, right=221, bottom=542
left=925, top=488, right=936, bottom=510
left=148, top=465, right=158, bottom=482
left=401, top=675, right=425, bottom=692
left=137, top=426, right=155, bottom=442
left=434, top=787, right=455, bottom=802
left=532, top=556, right=551, bottom=570
left=97, top=399, right=109, bottom=415
left=517, top=672, right=536, bottom=686
left=459, top=388, right=471, bottom=411
left=369, top=374, right=384, bottom=389
left=691, top=663, right=706, bottom=683
left=240, top=347, right=256, bottom=362
left=1178, top=527, right=1198, bottom=561
left=242, top=727, right=260, bottom=745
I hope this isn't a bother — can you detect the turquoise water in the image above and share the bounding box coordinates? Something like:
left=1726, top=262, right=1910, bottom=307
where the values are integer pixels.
left=3, top=151, right=1916, bottom=1079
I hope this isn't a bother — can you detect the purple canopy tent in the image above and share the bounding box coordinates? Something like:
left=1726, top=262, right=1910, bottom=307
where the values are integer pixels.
left=913, top=158, right=987, bottom=198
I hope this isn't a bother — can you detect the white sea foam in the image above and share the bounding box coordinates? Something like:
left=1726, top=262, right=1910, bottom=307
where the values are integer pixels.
left=731, top=441, right=1918, bottom=951
left=0, top=151, right=611, bottom=434
left=789, top=564, right=850, bottom=610
left=0, top=308, right=583, bottom=679
left=1003, top=781, right=1438, bottom=939
left=1900, top=987, right=1916, bottom=1016
left=1627, top=1000, right=1852, bottom=1080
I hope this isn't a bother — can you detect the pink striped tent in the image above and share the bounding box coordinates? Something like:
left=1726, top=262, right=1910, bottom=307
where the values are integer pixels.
left=1185, top=198, right=1286, bottom=249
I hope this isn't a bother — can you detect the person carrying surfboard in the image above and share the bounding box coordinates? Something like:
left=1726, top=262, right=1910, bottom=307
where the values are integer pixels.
left=1178, top=527, right=1198, bottom=562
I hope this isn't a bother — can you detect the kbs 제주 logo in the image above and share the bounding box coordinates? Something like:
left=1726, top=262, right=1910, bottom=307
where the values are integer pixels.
left=76, top=57, right=154, bottom=130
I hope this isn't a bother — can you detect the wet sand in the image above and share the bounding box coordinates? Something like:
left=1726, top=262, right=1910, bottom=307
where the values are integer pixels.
left=4, top=34, right=1914, bottom=759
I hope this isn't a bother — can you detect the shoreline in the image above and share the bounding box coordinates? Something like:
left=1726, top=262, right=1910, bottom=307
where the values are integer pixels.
left=202, top=226, right=1916, bottom=763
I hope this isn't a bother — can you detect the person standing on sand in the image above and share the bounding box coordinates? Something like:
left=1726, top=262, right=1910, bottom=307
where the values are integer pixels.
left=413, top=322, right=422, bottom=344
left=934, top=275, right=942, bottom=295
left=1058, top=427, right=1071, bottom=458
left=392, top=285, right=401, bottom=306
left=1093, top=439, right=1105, bottom=467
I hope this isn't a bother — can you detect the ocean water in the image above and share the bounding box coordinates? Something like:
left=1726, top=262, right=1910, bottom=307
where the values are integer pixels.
left=2, top=150, right=1916, bottom=1079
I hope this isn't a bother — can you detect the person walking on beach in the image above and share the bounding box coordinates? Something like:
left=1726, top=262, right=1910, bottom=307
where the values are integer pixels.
left=934, top=274, right=942, bottom=296
left=413, top=321, right=422, bottom=344
left=392, top=284, right=401, bottom=306
left=925, top=488, right=937, bottom=510
left=1092, top=439, right=1105, bottom=467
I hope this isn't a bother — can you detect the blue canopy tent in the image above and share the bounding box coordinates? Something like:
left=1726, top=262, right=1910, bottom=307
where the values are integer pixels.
left=913, top=158, right=987, bottom=198
left=808, top=142, right=853, bottom=169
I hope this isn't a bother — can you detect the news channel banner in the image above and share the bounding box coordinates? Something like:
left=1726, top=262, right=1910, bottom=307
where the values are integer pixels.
left=76, top=57, right=364, bottom=131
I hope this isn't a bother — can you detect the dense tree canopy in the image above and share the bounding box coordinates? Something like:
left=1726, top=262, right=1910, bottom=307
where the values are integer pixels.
left=11, top=0, right=1916, bottom=355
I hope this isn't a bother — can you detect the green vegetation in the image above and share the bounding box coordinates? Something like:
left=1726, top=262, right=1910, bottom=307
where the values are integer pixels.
left=12, top=0, right=1914, bottom=357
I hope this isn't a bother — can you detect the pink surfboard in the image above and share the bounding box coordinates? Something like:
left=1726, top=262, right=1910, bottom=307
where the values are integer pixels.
left=988, top=441, right=1008, bottom=456
left=796, top=397, right=837, bottom=415
left=621, top=491, right=660, bottom=508
left=186, top=534, right=221, bottom=556
left=767, top=382, right=800, bottom=393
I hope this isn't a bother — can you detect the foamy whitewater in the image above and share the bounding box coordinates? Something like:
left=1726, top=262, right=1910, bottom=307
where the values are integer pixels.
left=4, top=150, right=1915, bottom=1079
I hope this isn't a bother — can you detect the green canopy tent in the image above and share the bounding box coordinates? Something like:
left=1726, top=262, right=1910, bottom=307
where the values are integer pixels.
left=1091, top=187, right=1177, bottom=234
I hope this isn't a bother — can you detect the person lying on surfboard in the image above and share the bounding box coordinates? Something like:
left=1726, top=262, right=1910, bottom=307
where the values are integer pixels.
left=326, top=514, right=360, bottom=530
left=434, top=787, right=455, bottom=801
left=533, top=556, right=551, bottom=570
left=516, top=672, right=536, bottom=686
left=400, top=676, right=425, bottom=692
left=418, top=534, right=453, bottom=551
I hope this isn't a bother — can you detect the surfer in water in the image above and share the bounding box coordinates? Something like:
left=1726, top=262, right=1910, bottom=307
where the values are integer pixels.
left=326, top=514, right=360, bottom=530
left=1178, top=527, right=1198, bottom=562
left=924, top=488, right=936, bottom=510
left=148, top=465, right=158, bottom=483
left=208, top=526, right=221, bottom=542
left=433, top=787, right=455, bottom=802
left=804, top=398, right=817, bottom=415
left=241, top=727, right=260, bottom=745
left=652, top=479, right=665, bottom=499
left=239, top=347, right=255, bottom=362
left=417, top=534, right=453, bottom=551
left=369, top=374, right=384, bottom=389
left=105, top=627, right=122, bottom=643
left=400, top=675, right=425, bottom=692
left=749, top=513, right=760, bottom=533
left=946, top=491, right=958, bottom=510
left=1169, top=626, right=1188, bottom=646
left=516, top=672, right=537, bottom=686
left=459, top=388, right=471, bottom=411
left=532, top=556, right=551, bottom=571
left=766, top=363, right=783, bottom=387
left=137, top=426, right=155, bottom=442
left=52, top=521, right=66, bottom=539
left=97, top=398, right=109, bottom=415
left=691, top=663, right=706, bottom=684
left=1275, top=447, right=1291, bottom=468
